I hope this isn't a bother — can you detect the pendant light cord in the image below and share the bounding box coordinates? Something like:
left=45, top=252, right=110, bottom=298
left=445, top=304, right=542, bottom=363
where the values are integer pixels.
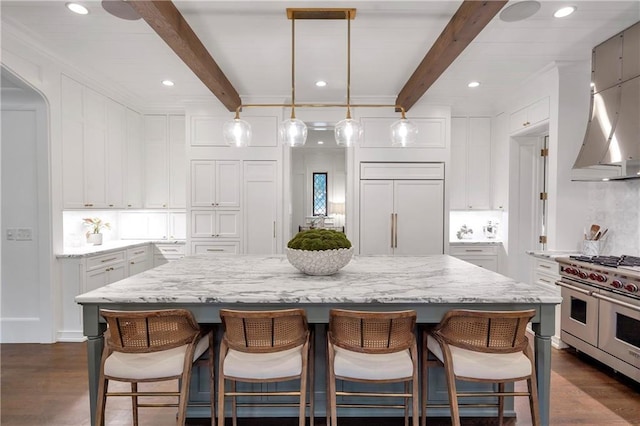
left=346, top=10, right=352, bottom=120
left=291, top=16, right=296, bottom=120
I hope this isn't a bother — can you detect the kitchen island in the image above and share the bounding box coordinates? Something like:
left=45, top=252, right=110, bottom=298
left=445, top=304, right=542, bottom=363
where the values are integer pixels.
left=76, top=254, right=561, bottom=425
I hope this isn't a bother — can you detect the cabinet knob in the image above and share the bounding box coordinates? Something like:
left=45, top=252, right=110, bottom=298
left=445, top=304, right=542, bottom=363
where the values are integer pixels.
left=109, top=204, right=114, bottom=207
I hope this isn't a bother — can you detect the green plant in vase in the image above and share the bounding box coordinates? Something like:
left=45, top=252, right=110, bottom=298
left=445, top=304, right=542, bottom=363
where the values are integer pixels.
left=286, top=229, right=353, bottom=275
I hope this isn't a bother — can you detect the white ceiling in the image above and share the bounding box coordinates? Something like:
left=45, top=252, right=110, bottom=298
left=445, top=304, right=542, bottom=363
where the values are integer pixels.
left=2, top=1, right=639, bottom=114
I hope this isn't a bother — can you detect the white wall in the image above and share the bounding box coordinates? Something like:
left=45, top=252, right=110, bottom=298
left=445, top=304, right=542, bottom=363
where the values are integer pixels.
left=1, top=70, right=53, bottom=342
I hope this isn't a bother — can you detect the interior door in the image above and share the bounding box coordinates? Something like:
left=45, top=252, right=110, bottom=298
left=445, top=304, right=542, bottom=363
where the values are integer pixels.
left=394, top=180, right=444, bottom=255
left=359, top=180, right=394, bottom=255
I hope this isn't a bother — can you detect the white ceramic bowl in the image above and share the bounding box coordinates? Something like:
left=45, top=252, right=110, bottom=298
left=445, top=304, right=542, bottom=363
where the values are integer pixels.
left=286, top=247, right=354, bottom=276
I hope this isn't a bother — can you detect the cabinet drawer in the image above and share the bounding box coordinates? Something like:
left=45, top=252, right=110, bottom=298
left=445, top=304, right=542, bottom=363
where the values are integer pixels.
left=192, top=241, right=240, bottom=255
left=86, top=251, right=126, bottom=271
left=127, top=245, right=150, bottom=260
left=154, top=244, right=186, bottom=256
left=534, top=271, right=558, bottom=287
left=534, top=258, right=559, bottom=276
left=449, top=245, right=498, bottom=256
left=457, top=256, right=498, bottom=272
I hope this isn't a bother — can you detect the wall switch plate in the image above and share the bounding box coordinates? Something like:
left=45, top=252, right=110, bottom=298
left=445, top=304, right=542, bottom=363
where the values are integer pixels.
left=16, top=228, right=33, bottom=241
left=6, top=229, right=15, bottom=240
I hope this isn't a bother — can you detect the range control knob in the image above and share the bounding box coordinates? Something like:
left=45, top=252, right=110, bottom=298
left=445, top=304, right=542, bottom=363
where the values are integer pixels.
left=579, top=271, right=588, bottom=279
left=611, top=280, right=624, bottom=289
left=589, top=273, right=598, bottom=280
left=624, top=283, right=638, bottom=293
left=597, top=274, right=607, bottom=282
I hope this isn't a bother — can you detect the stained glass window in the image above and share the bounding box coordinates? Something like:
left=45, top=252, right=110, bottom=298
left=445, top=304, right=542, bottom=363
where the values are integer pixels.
left=313, top=172, right=327, bottom=216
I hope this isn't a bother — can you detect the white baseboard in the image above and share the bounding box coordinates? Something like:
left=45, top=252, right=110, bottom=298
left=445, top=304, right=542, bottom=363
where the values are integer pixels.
left=0, top=317, right=50, bottom=343
left=552, top=335, right=568, bottom=349
left=56, top=330, right=87, bottom=342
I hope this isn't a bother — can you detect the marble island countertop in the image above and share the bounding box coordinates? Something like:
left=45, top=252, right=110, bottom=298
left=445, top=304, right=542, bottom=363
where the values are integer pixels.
left=75, top=254, right=561, bottom=305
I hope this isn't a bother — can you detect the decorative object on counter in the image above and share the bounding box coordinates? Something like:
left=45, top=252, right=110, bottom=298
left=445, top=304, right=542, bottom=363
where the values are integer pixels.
left=83, top=217, right=111, bottom=246
left=456, top=224, right=474, bottom=240
left=582, top=223, right=607, bottom=256
left=482, top=220, right=499, bottom=239
left=286, top=229, right=353, bottom=275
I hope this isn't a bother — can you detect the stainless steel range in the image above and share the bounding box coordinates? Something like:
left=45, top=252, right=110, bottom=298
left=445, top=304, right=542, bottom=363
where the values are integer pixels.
left=556, top=255, right=640, bottom=383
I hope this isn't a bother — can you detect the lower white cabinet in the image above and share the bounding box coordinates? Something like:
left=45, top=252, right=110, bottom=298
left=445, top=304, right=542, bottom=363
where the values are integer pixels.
left=127, top=245, right=151, bottom=276
left=154, top=243, right=186, bottom=267
left=449, top=244, right=499, bottom=272
left=191, top=241, right=240, bottom=255
left=191, top=210, right=240, bottom=238
left=58, top=244, right=155, bottom=342
left=531, top=256, right=565, bottom=348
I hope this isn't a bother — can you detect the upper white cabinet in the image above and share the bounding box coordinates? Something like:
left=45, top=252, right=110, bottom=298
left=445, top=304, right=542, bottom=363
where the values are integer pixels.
left=143, top=114, right=186, bottom=209
left=509, top=97, right=549, bottom=134
left=191, top=115, right=278, bottom=147
left=360, top=117, right=446, bottom=148
left=125, top=108, right=144, bottom=208
left=61, top=75, right=132, bottom=209
left=191, top=160, right=240, bottom=208
left=450, top=117, right=491, bottom=210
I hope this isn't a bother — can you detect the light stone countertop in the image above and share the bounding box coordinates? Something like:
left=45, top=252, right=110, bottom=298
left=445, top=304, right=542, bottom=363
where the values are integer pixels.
left=526, top=250, right=581, bottom=260
left=449, top=241, right=503, bottom=245
left=57, top=240, right=185, bottom=258
left=75, top=254, right=561, bottom=305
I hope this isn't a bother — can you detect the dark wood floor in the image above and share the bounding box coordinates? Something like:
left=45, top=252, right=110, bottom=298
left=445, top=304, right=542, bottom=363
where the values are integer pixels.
left=1, top=343, right=638, bottom=425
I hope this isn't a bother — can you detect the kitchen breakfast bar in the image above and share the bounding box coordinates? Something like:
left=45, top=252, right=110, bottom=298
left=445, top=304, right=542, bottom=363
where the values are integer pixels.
left=76, top=254, right=561, bottom=425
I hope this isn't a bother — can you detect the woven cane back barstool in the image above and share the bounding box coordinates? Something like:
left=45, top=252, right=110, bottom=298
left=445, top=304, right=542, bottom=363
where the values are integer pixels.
left=421, top=309, right=540, bottom=426
left=217, top=308, right=313, bottom=426
left=95, top=309, right=214, bottom=426
left=327, top=309, right=419, bottom=426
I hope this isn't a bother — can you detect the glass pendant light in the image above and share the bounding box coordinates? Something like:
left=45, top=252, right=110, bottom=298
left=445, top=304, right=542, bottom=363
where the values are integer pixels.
left=281, top=116, right=307, bottom=147
left=390, top=115, right=418, bottom=147
left=335, top=111, right=361, bottom=147
left=223, top=113, right=251, bottom=147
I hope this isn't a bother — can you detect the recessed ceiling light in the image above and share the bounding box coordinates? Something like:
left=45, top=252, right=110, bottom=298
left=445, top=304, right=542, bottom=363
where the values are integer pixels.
left=66, top=2, right=89, bottom=15
left=499, top=1, right=540, bottom=22
left=315, top=80, right=327, bottom=87
left=318, top=140, right=324, bottom=145
left=468, top=81, right=481, bottom=88
left=554, top=6, right=576, bottom=18
left=162, top=80, right=175, bottom=87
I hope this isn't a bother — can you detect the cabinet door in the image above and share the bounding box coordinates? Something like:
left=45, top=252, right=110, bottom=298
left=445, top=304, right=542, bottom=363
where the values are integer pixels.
left=106, top=99, right=125, bottom=208
left=509, top=107, right=529, bottom=133
left=107, top=263, right=127, bottom=284
left=528, top=97, right=549, bottom=126
left=61, top=76, right=85, bottom=209
left=191, top=161, right=216, bottom=207
left=144, top=115, right=168, bottom=208
left=83, top=88, right=107, bottom=207
left=466, top=117, right=491, bottom=210
left=86, top=268, right=107, bottom=292
left=126, top=109, right=144, bottom=208
left=169, top=212, right=186, bottom=240
left=449, top=117, right=467, bottom=210
left=191, top=210, right=216, bottom=238
left=169, top=115, right=186, bottom=208
left=216, top=161, right=240, bottom=207
left=216, top=211, right=240, bottom=238
left=458, top=256, right=498, bottom=272
left=244, top=161, right=278, bottom=254
left=128, top=258, right=149, bottom=276
left=394, top=180, right=444, bottom=255
left=359, top=180, right=394, bottom=255
left=191, top=241, right=240, bottom=255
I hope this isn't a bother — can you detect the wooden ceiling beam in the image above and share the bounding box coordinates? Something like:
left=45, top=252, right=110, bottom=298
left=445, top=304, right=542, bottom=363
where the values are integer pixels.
left=395, top=0, right=508, bottom=112
left=128, top=1, right=241, bottom=111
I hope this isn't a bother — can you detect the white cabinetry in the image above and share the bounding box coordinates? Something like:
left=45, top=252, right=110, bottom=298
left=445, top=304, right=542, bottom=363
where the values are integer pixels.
left=58, top=245, right=155, bottom=341
left=191, top=160, right=240, bottom=208
left=153, top=243, right=185, bottom=267
left=127, top=245, right=151, bottom=276
left=144, top=115, right=186, bottom=208
left=449, top=244, right=499, bottom=272
left=61, top=75, right=135, bottom=209
left=509, top=97, right=549, bottom=134
left=531, top=257, right=565, bottom=348
left=359, top=163, right=444, bottom=255
left=450, top=117, right=491, bottom=210
left=125, top=108, right=144, bottom=208
left=191, top=241, right=240, bottom=255
left=191, top=210, right=240, bottom=238
left=244, top=161, right=278, bottom=254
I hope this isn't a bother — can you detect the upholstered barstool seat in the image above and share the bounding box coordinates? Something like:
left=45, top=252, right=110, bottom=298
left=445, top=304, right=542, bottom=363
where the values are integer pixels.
left=221, top=345, right=304, bottom=380
left=333, top=346, right=414, bottom=380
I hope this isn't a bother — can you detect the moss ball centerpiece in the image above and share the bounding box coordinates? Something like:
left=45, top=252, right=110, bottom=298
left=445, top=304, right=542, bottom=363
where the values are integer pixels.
left=286, top=229, right=354, bottom=276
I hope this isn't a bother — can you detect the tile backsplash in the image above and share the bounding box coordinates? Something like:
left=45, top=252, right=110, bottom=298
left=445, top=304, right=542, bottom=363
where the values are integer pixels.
left=585, top=181, right=640, bottom=256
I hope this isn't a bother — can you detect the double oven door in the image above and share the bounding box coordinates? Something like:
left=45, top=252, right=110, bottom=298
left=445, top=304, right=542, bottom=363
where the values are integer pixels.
left=559, top=277, right=640, bottom=372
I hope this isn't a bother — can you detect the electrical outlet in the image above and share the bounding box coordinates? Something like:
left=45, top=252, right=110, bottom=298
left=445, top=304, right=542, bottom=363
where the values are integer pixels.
left=16, top=228, right=33, bottom=241
left=6, top=229, right=15, bottom=240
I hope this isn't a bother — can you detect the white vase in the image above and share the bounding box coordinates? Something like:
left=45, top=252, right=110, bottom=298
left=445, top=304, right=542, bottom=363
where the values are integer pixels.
left=87, top=233, right=103, bottom=246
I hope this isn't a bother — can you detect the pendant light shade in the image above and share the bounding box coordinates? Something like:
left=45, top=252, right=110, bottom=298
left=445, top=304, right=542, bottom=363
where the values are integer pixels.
left=223, top=118, right=252, bottom=147
left=390, top=118, right=418, bottom=147
left=334, top=118, right=361, bottom=148
left=280, top=118, right=308, bottom=147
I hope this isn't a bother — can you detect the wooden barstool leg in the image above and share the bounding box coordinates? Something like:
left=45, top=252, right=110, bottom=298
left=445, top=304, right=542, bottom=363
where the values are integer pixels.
left=420, top=331, right=428, bottom=426
left=231, top=380, right=237, bottom=426
left=131, top=382, right=139, bottom=426
left=498, top=382, right=505, bottom=426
